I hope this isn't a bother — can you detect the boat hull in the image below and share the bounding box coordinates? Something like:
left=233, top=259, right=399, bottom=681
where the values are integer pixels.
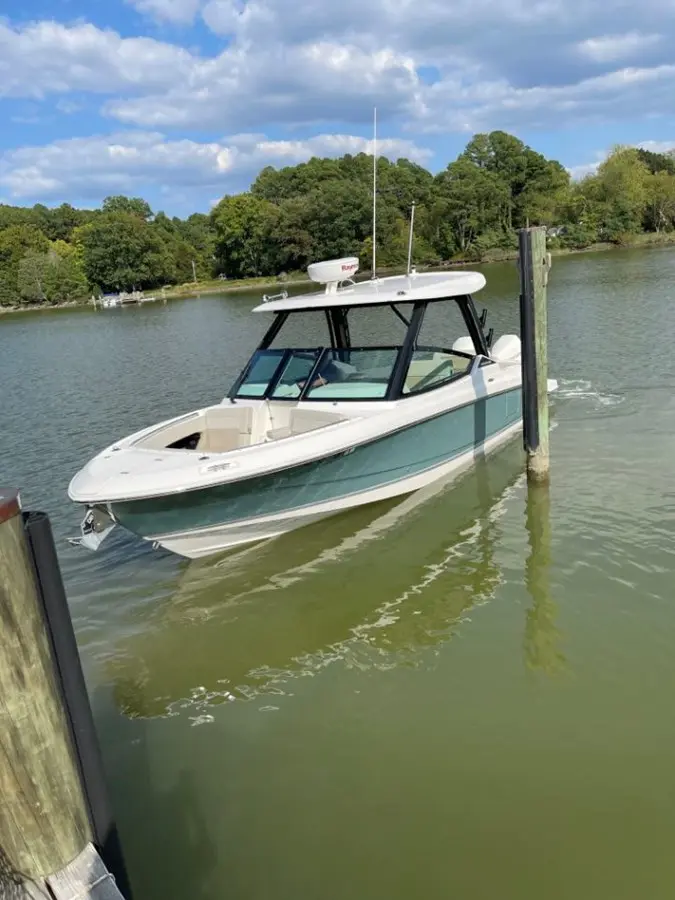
left=111, top=390, right=523, bottom=558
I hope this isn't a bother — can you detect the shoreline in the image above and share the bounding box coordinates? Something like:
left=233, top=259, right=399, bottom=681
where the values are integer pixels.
left=3, top=234, right=675, bottom=316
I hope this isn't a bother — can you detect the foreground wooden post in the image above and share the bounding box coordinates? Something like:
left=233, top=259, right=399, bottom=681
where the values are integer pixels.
left=0, top=489, right=129, bottom=900
left=0, top=489, right=90, bottom=880
left=518, top=227, right=551, bottom=482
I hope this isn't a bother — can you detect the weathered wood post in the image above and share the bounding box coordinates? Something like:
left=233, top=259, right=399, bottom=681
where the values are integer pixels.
left=0, top=488, right=128, bottom=899
left=518, top=226, right=552, bottom=482
left=0, top=489, right=90, bottom=883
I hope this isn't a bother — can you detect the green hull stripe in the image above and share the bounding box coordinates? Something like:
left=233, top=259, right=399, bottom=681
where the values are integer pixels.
left=113, top=390, right=522, bottom=538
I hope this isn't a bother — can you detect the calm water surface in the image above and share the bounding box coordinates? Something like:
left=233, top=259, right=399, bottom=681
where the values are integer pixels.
left=2, top=248, right=675, bottom=899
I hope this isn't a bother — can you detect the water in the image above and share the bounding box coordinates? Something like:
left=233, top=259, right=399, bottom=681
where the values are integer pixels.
left=3, top=247, right=675, bottom=899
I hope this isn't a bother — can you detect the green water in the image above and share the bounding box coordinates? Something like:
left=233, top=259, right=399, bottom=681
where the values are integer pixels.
left=3, top=248, right=675, bottom=899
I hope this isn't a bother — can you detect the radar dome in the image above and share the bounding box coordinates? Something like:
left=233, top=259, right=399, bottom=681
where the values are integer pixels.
left=307, top=257, right=359, bottom=287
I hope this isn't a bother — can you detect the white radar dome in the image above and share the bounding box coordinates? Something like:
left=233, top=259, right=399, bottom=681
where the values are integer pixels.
left=307, top=257, right=359, bottom=286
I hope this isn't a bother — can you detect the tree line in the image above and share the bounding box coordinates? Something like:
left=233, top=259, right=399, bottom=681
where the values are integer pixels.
left=1, top=131, right=674, bottom=307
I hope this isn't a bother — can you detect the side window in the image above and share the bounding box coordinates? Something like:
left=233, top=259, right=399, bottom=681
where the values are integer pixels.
left=403, top=300, right=475, bottom=395
left=403, top=350, right=472, bottom=394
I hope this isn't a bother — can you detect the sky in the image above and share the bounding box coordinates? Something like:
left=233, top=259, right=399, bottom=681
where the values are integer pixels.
left=2, top=0, right=675, bottom=216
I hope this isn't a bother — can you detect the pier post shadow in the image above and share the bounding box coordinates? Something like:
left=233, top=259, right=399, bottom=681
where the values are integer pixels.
left=523, top=480, right=565, bottom=675
left=473, top=397, right=488, bottom=452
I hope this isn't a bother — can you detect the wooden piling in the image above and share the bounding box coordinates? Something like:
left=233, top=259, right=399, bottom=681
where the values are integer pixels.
left=0, top=489, right=128, bottom=900
left=0, top=489, right=90, bottom=881
left=518, top=226, right=551, bottom=482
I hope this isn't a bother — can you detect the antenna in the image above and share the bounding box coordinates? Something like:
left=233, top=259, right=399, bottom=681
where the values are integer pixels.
left=407, top=200, right=416, bottom=276
left=372, top=106, right=377, bottom=279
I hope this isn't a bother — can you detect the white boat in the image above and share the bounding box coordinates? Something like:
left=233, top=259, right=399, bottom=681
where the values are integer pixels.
left=69, top=257, right=557, bottom=559
left=98, top=293, right=123, bottom=308
left=95, top=291, right=156, bottom=308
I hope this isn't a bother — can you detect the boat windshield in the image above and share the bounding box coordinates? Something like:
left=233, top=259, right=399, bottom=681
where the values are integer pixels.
left=231, top=298, right=485, bottom=402
left=234, top=347, right=401, bottom=400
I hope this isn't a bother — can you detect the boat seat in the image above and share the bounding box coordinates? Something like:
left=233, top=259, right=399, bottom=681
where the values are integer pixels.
left=200, top=428, right=244, bottom=452
left=265, top=408, right=343, bottom=442
left=265, top=425, right=294, bottom=441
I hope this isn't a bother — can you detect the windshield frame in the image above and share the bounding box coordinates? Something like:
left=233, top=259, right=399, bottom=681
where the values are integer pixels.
left=228, top=294, right=490, bottom=403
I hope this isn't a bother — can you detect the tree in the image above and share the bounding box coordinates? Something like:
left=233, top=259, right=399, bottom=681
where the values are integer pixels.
left=518, top=154, right=569, bottom=226
left=40, top=203, right=88, bottom=241
left=44, top=242, right=89, bottom=302
left=636, top=147, right=675, bottom=176
left=177, top=213, right=217, bottom=278
left=593, top=147, right=650, bottom=239
left=251, top=158, right=343, bottom=202
left=645, top=171, right=675, bottom=232
left=77, top=213, right=172, bottom=291
left=17, top=251, right=49, bottom=302
left=16, top=242, right=89, bottom=304
left=0, top=225, right=49, bottom=305
left=102, top=195, right=153, bottom=221
left=462, top=131, right=528, bottom=229
left=211, top=194, right=281, bottom=278
left=461, top=131, right=570, bottom=230
left=432, top=159, right=510, bottom=255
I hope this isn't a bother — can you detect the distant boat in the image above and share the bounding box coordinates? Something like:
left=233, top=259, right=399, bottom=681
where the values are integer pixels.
left=94, top=290, right=157, bottom=308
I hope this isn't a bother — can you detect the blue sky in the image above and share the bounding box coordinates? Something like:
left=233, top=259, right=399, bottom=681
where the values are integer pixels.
left=2, top=0, right=675, bottom=216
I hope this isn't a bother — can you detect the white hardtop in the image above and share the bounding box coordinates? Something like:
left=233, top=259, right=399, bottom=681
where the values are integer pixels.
left=254, top=269, right=486, bottom=313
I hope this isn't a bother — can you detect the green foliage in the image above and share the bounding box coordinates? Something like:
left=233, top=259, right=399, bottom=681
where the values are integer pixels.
left=0, top=225, right=50, bottom=306
left=644, top=171, right=675, bottom=232
left=636, top=148, right=675, bottom=176
left=432, top=158, right=511, bottom=255
left=78, top=213, right=172, bottom=291
left=17, top=251, right=49, bottom=303
left=2, top=131, right=675, bottom=309
left=16, top=243, right=89, bottom=304
left=461, top=131, right=570, bottom=229
left=102, top=195, right=153, bottom=220
left=211, top=194, right=282, bottom=278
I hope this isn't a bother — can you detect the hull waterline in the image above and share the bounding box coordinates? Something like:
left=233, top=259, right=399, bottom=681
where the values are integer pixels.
left=114, top=416, right=523, bottom=559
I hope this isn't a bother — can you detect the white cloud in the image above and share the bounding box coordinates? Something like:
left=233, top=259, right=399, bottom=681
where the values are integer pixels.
left=576, top=32, right=662, bottom=64
left=0, top=20, right=195, bottom=98
left=3, top=2, right=675, bottom=159
left=56, top=99, right=83, bottom=115
left=105, top=42, right=422, bottom=129
left=568, top=160, right=602, bottom=179
left=415, top=63, right=675, bottom=134
left=636, top=140, right=675, bottom=154
left=0, top=131, right=431, bottom=202
left=202, top=0, right=254, bottom=35
left=127, top=0, right=203, bottom=23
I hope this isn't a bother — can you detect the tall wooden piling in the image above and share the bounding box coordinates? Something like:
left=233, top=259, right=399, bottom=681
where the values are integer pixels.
left=518, top=226, right=551, bottom=482
left=0, top=488, right=128, bottom=900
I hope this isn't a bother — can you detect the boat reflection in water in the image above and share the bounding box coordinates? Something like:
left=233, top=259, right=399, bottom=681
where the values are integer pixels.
left=110, top=440, right=529, bottom=719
